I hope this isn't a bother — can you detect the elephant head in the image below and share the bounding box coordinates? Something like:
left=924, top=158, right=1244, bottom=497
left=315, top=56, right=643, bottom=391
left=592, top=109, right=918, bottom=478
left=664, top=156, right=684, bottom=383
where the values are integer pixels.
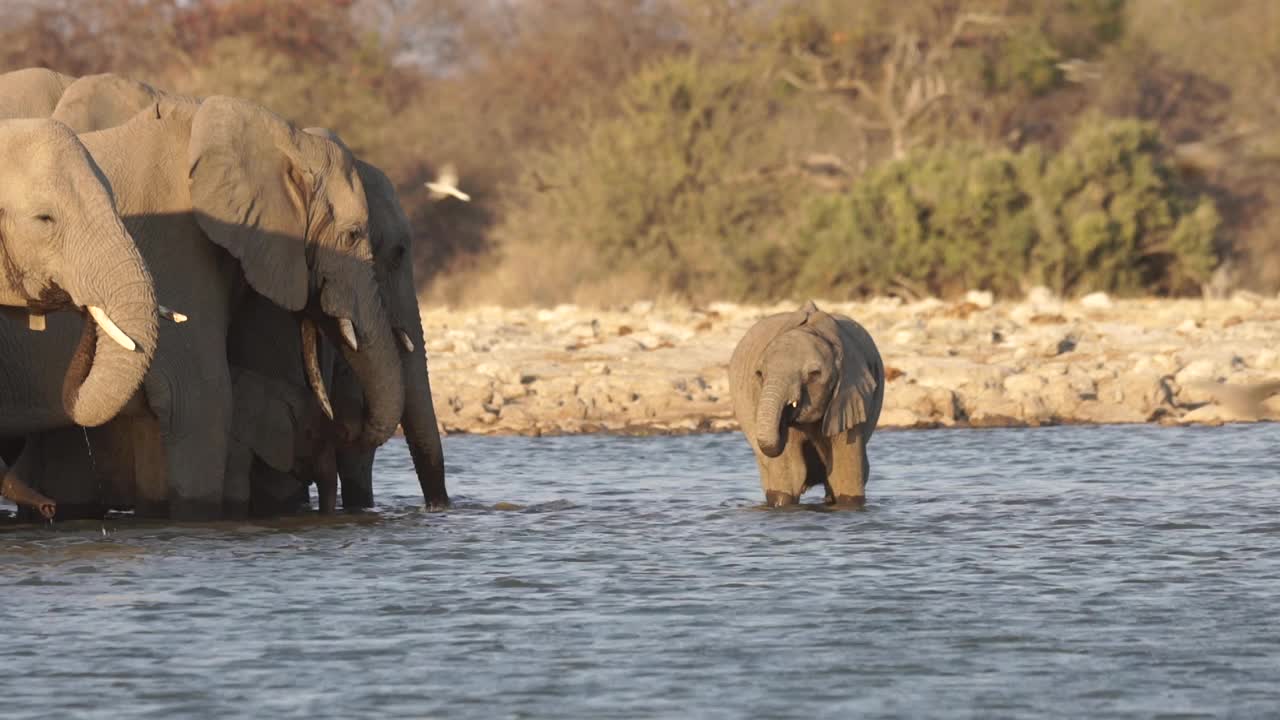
left=332, top=157, right=448, bottom=509
left=0, top=119, right=158, bottom=427
left=752, top=301, right=880, bottom=458
left=186, top=97, right=404, bottom=445
left=53, top=73, right=195, bottom=133
left=0, top=68, right=76, bottom=119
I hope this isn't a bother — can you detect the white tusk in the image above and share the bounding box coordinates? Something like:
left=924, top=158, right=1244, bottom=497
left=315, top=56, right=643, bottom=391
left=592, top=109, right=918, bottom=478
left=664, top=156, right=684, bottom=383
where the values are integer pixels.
left=87, top=306, right=137, bottom=352
left=27, top=313, right=46, bottom=331
left=337, top=317, right=359, bottom=352
left=396, top=329, right=414, bottom=354
left=158, top=305, right=188, bottom=323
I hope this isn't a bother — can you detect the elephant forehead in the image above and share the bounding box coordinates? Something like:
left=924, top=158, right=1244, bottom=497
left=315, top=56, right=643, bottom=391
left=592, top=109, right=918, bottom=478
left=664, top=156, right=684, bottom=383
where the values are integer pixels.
left=0, top=119, right=83, bottom=166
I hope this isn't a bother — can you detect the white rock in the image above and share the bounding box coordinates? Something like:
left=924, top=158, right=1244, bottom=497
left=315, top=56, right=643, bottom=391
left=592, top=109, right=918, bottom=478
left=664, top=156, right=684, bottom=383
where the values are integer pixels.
left=1176, top=318, right=1199, bottom=333
left=1175, top=359, right=1218, bottom=385
left=1025, top=285, right=1057, bottom=305
left=964, top=290, right=995, bottom=309
left=1004, top=373, right=1047, bottom=395
left=1080, top=291, right=1112, bottom=309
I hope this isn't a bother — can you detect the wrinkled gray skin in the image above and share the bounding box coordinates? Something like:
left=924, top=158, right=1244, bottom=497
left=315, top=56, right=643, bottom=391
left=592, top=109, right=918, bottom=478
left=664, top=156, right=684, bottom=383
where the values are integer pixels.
left=14, top=93, right=403, bottom=521
left=226, top=151, right=447, bottom=513
left=0, top=68, right=74, bottom=119
left=0, top=120, right=159, bottom=430
left=728, top=301, right=884, bottom=507
left=0, top=119, right=159, bottom=520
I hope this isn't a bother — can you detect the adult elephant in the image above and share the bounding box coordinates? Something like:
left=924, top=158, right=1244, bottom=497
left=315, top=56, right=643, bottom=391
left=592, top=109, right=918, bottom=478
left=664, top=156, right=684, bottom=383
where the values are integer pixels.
left=35, top=73, right=441, bottom=515
left=226, top=149, right=447, bottom=513
left=50, top=73, right=197, bottom=134
left=0, top=118, right=160, bottom=518
left=0, top=68, right=75, bottom=118
left=728, top=301, right=884, bottom=507
left=20, top=96, right=402, bottom=521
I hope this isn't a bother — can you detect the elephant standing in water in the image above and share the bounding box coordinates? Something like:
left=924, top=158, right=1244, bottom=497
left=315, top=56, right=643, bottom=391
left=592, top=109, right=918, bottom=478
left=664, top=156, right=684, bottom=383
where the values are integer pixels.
left=728, top=301, right=884, bottom=507
left=0, top=119, right=161, bottom=518
left=44, top=74, right=447, bottom=514
left=12, top=96, right=404, bottom=521
left=227, top=148, right=448, bottom=514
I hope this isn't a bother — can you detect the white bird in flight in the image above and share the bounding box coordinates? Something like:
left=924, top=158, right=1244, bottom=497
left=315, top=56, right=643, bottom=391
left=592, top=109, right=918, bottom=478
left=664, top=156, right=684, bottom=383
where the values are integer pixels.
left=425, top=163, right=470, bottom=202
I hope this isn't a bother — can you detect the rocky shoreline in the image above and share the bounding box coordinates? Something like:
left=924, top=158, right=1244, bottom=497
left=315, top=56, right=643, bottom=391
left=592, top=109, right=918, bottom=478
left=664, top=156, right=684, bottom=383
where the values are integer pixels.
left=420, top=290, right=1280, bottom=437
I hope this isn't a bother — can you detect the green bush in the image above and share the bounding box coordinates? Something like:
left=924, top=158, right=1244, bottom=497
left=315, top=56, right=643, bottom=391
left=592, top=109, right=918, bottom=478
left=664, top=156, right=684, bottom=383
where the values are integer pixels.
left=488, top=55, right=803, bottom=304
left=792, top=116, right=1218, bottom=299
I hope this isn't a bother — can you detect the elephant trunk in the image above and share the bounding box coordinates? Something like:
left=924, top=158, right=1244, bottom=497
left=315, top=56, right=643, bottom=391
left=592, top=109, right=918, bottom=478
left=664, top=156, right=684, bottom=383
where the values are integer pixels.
left=755, top=376, right=794, bottom=458
left=399, top=310, right=447, bottom=509
left=59, top=217, right=159, bottom=427
left=325, top=285, right=404, bottom=448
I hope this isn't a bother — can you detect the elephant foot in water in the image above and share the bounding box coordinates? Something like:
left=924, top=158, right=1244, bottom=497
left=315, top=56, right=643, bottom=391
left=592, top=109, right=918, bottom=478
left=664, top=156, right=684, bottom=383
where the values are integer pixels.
left=765, top=490, right=798, bottom=507
left=1, top=474, right=57, bottom=519
left=827, top=494, right=866, bottom=509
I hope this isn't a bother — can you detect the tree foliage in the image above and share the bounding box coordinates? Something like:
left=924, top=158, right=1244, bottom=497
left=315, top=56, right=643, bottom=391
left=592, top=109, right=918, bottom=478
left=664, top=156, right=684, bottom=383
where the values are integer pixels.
left=0, top=0, right=1274, bottom=304
left=793, top=117, right=1218, bottom=300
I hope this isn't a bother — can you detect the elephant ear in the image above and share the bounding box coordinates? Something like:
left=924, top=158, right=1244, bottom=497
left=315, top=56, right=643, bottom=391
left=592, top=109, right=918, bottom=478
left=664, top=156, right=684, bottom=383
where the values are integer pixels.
left=230, top=369, right=298, bottom=473
left=817, top=314, right=882, bottom=437
left=188, top=96, right=310, bottom=311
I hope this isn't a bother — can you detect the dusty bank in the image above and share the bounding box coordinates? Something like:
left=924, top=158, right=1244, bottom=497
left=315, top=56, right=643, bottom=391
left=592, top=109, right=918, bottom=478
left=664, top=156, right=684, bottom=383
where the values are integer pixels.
left=420, top=291, right=1280, bottom=436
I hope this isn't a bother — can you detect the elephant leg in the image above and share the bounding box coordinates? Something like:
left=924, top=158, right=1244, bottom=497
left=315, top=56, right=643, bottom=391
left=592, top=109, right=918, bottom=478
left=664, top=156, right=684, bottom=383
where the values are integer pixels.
left=311, top=446, right=338, bottom=514
left=224, top=435, right=254, bottom=520
left=337, top=448, right=376, bottom=510
left=249, top=460, right=309, bottom=516
left=29, top=428, right=105, bottom=520
left=126, top=412, right=169, bottom=518
left=755, top=426, right=810, bottom=507
left=825, top=428, right=869, bottom=506
left=146, top=359, right=234, bottom=521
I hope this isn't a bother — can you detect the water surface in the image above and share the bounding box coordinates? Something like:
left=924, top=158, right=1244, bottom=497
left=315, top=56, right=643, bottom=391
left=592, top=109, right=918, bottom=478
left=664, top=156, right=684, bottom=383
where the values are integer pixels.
left=4, top=425, right=1280, bottom=718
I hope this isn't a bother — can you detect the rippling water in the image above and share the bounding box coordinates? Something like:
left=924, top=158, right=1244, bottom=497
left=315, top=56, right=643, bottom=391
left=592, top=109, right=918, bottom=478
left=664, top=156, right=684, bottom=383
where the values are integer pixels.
left=4, top=425, right=1280, bottom=718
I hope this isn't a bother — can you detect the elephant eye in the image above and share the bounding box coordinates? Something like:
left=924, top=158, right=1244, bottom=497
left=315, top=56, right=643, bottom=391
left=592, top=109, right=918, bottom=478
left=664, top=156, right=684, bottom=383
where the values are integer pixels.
left=341, top=228, right=364, bottom=248
left=35, top=214, right=54, bottom=224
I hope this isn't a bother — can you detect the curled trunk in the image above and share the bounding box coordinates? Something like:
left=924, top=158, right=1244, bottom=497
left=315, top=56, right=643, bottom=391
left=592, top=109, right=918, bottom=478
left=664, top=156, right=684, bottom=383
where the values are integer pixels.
left=59, top=217, right=158, bottom=427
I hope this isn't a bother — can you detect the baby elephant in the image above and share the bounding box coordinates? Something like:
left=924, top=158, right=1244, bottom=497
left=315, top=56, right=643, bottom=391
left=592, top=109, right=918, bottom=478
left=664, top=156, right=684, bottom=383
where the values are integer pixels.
left=729, top=301, right=884, bottom=507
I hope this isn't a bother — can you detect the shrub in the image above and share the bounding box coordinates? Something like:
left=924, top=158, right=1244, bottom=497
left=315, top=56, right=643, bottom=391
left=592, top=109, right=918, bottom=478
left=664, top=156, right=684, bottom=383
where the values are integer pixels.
left=485, top=55, right=803, bottom=305
left=792, top=116, right=1218, bottom=299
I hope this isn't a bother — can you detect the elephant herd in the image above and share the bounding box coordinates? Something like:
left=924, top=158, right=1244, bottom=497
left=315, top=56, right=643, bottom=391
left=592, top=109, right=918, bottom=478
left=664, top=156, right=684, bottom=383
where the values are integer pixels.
left=0, top=67, right=445, bottom=521
left=0, top=67, right=887, bottom=524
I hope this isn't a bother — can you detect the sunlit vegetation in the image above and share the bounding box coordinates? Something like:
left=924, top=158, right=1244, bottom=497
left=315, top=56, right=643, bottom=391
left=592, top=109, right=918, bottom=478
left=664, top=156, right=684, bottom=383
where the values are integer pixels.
left=4, top=0, right=1275, bottom=304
